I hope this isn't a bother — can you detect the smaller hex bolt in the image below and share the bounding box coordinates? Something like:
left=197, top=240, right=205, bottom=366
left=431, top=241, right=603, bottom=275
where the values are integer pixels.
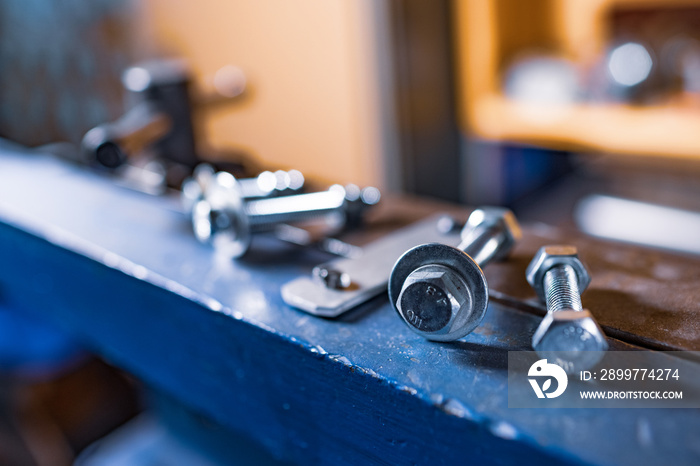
left=526, top=245, right=608, bottom=371
left=389, top=207, right=521, bottom=341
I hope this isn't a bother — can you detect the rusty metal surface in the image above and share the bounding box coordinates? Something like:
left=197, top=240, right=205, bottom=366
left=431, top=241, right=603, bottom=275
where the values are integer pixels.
left=347, top=194, right=700, bottom=352
left=485, top=223, right=700, bottom=351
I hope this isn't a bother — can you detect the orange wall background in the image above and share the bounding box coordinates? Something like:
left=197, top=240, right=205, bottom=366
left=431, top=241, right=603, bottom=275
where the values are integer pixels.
left=137, top=0, right=389, bottom=188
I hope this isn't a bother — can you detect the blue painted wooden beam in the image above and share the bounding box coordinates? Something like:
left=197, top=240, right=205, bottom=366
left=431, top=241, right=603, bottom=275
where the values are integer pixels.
left=0, top=144, right=698, bottom=465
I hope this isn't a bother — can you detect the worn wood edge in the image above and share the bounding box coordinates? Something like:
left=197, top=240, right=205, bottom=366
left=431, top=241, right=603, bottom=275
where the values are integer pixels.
left=0, top=216, right=577, bottom=465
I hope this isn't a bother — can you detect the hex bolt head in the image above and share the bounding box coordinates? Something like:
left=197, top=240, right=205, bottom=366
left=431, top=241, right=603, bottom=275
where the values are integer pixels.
left=397, top=264, right=471, bottom=334
left=532, top=310, right=608, bottom=371
left=526, top=245, right=608, bottom=371
left=532, top=309, right=606, bottom=351
left=390, top=244, right=488, bottom=341
left=389, top=207, right=520, bottom=341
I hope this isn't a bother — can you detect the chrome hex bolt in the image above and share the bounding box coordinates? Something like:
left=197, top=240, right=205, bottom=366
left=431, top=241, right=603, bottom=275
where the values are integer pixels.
left=237, top=169, right=305, bottom=199
left=526, top=245, right=608, bottom=370
left=388, top=207, right=521, bottom=341
left=191, top=171, right=378, bottom=258
left=181, top=164, right=216, bottom=214
left=181, top=165, right=305, bottom=214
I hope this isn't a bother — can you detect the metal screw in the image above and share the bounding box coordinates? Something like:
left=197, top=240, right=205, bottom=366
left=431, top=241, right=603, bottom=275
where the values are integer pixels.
left=80, top=59, right=247, bottom=177
left=526, top=245, right=608, bottom=371
left=181, top=165, right=305, bottom=214
left=81, top=102, right=171, bottom=169
left=237, top=169, right=305, bottom=199
left=313, top=266, right=351, bottom=290
left=191, top=171, right=378, bottom=258
left=388, top=207, right=521, bottom=341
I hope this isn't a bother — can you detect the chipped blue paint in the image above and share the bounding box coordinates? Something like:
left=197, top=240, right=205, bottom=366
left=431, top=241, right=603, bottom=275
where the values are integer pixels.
left=0, top=144, right=699, bottom=465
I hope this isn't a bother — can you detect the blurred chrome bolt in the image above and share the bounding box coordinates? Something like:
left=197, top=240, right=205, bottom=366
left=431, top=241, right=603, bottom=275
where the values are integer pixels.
left=181, top=165, right=305, bottom=214
left=388, top=207, right=521, bottom=341
left=526, top=245, right=608, bottom=371
left=181, top=164, right=216, bottom=214
left=237, top=169, right=304, bottom=199
left=191, top=171, right=378, bottom=258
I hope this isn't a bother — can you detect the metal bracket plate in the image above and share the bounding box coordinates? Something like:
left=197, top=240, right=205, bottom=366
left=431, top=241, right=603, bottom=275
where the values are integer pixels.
left=281, top=214, right=461, bottom=317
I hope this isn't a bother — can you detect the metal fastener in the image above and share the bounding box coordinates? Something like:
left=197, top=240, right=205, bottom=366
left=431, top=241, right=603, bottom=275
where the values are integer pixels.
left=181, top=165, right=305, bottom=214
left=281, top=214, right=459, bottom=317
left=237, top=169, right=304, bottom=199
left=191, top=171, right=378, bottom=258
left=312, top=266, right=351, bottom=290
left=388, top=207, right=521, bottom=341
left=526, top=245, right=608, bottom=370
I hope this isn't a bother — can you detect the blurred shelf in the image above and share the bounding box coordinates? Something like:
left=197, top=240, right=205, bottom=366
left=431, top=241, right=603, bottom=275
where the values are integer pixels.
left=473, top=94, right=700, bottom=159
left=456, top=0, right=700, bottom=158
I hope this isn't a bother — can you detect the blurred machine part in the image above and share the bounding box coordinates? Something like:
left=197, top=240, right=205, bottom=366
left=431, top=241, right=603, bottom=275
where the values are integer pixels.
left=80, top=59, right=247, bottom=189
left=0, top=1, right=467, bottom=201
left=1, top=0, right=394, bottom=193
left=119, top=60, right=198, bottom=170
left=81, top=103, right=171, bottom=170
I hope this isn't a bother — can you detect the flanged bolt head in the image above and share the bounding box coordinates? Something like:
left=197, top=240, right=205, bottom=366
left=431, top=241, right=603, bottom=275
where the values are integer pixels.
left=389, top=207, right=520, bottom=341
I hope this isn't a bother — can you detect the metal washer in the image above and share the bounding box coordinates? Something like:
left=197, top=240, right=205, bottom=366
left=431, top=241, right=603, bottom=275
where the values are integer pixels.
left=389, top=243, right=489, bottom=341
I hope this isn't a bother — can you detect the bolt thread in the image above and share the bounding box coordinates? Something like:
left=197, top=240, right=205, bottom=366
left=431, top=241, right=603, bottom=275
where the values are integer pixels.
left=543, top=265, right=583, bottom=313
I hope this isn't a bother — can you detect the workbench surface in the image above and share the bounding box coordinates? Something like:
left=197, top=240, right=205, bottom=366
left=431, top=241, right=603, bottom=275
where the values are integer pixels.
left=1, top=142, right=699, bottom=465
